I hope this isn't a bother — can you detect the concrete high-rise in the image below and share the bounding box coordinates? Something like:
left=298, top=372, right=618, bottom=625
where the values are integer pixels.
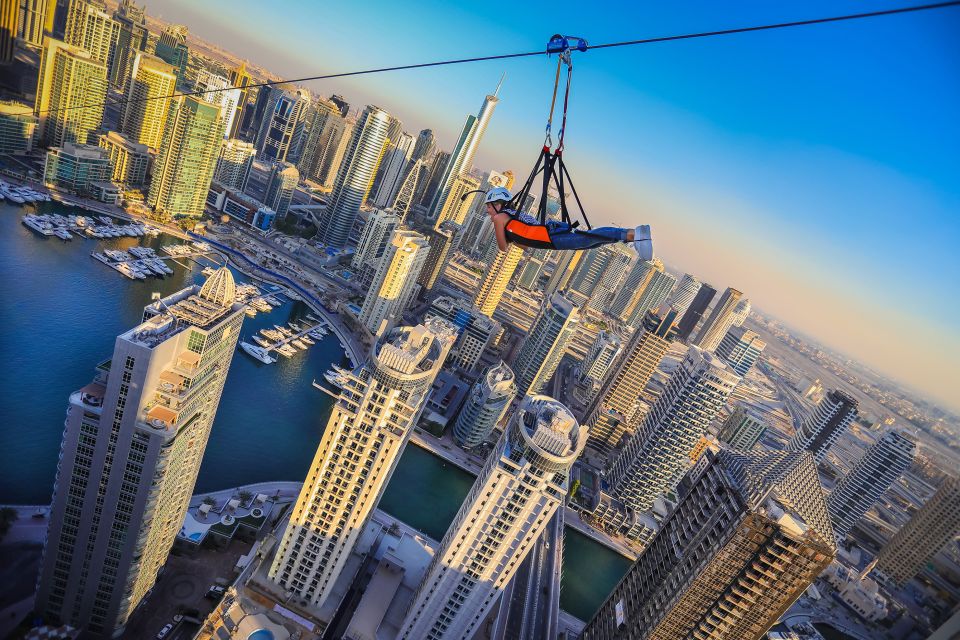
left=427, top=90, right=498, bottom=220
left=415, top=150, right=451, bottom=209
left=474, top=245, right=523, bottom=317
left=352, top=208, right=400, bottom=283
left=731, top=297, right=752, bottom=327
left=874, top=476, right=960, bottom=586
left=417, top=221, right=458, bottom=293
left=512, top=293, right=580, bottom=397
left=675, top=283, right=716, bottom=341
left=423, top=296, right=501, bottom=372
left=98, top=131, right=148, bottom=186
left=608, top=258, right=658, bottom=319
left=14, top=0, right=51, bottom=46
left=110, top=0, right=148, bottom=88
left=370, top=130, right=414, bottom=207
left=268, top=320, right=457, bottom=607
left=63, top=0, right=120, bottom=77
left=148, top=95, right=224, bottom=218
left=411, top=128, right=436, bottom=163
left=717, top=404, right=767, bottom=450
left=434, top=173, right=481, bottom=229
left=542, top=249, right=581, bottom=299
left=255, top=85, right=312, bottom=163
left=0, top=0, right=17, bottom=63
left=399, top=394, right=587, bottom=640
left=36, top=39, right=107, bottom=147
left=194, top=69, right=241, bottom=140
left=263, top=161, right=299, bottom=218
left=715, top=325, right=767, bottom=376
left=788, top=389, right=858, bottom=463
left=226, top=63, right=251, bottom=139
left=0, top=102, right=37, bottom=154
left=317, top=104, right=391, bottom=248
left=585, top=309, right=679, bottom=453
left=608, top=347, right=739, bottom=513
left=567, top=244, right=630, bottom=308
left=34, top=269, right=244, bottom=638
left=153, top=24, right=188, bottom=79
left=581, top=331, right=623, bottom=387
left=119, top=52, right=177, bottom=150
left=669, top=273, right=701, bottom=316
left=515, top=248, right=548, bottom=291
left=583, top=449, right=836, bottom=640
left=828, top=431, right=915, bottom=541
left=692, top=286, right=743, bottom=351
left=213, top=138, right=255, bottom=191
left=296, top=99, right=344, bottom=183
left=452, top=360, right=516, bottom=448
left=614, top=264, right=676, bottom=328
left=359, top=229, right=429, bottom=336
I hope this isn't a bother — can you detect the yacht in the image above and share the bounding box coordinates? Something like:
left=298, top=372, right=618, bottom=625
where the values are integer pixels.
left=300, top=335, right=315, bottom=345
left=261, top=328, right=283, bottom=341
left=156, top=259, right=174, bottom=275
left=291, top=339, right=308, bottom=350
left=323, top=369, right=346, bottom=386
left=274, top=325, right=292, bottom=337
left=265, top=296, right=282, bottom=306
left=276, top=344, right=297, bottom=358
left=239, top=341, right=276, bottom=364
left=252, top=335, right=272, bottom=348
left=115, top=263, right=137, bottom=280
left=54, top=228, right=73, bottom=240
left=201, top=266, right=216, bottom=277
left=244, top=306, right=257, bottom=318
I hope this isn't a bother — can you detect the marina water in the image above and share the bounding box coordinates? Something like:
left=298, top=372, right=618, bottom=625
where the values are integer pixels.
left=0, top=200, right=629, bottom=621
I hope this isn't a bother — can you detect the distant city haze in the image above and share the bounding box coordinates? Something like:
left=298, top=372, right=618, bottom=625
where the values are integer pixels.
left=148, top=0, right=960, bottom=410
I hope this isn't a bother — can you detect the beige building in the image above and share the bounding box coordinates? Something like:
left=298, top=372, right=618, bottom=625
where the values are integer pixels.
left=98, top=131, right=149, bottom=186
left=692, top=286, right=743, bottom=352
left=359, top=228, right=429, bottom=336
left=35, top=39, right=107, bottom=148
left=120, top=53, right=177, bottom=150
left=268, top=320, right=457, bottom=608
left=398, top=394, right=587, bottom=640
left=474, top=244, right=523, bottom=317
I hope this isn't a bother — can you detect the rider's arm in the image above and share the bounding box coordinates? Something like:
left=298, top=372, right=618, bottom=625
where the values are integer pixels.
left=493, top=212, right=510, bottom=252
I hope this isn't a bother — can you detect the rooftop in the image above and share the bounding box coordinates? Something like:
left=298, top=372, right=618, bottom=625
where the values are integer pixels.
left=131, top=270, right=239, bottom=346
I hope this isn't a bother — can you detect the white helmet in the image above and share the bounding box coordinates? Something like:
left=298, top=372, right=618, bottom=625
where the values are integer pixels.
left=484, top=187, right=513, bottom=204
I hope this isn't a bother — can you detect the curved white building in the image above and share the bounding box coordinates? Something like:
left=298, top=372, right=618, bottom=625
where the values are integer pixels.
left=670, top=273, right=702, bottom=316
left=399, top=394, right=586, bottom=640
left=453, top=361, right=516, bottom=448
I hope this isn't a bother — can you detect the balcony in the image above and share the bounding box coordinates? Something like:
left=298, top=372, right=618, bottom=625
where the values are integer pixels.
left=174, top=350, right=201, bottom=376
left=144, top=405, right=178, bottom=431
left=78, top=381, right=106, bottom=408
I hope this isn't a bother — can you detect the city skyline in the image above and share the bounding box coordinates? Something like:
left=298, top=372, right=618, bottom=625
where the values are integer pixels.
left=143, top=0, right=960, bottom=411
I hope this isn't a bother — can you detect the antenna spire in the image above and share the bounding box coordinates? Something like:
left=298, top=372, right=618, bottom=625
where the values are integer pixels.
left=494, top=72, right=506, bottom=97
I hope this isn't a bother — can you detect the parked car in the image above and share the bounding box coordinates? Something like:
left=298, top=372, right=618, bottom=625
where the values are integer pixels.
left=156, top=623, right=173, bottom=639
left=205, top=585, right=226, bottom=599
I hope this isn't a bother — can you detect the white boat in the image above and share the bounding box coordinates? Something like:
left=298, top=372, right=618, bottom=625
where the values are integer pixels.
left=323, top=370, right=346, bottom=386
left=252, top=335, right=272, bottom=348
left=261, top=328, right=283, bottom=341
left=276, top=344, right=297, bottom=358
left=291, top=339, right=307, bottom=350
left=54, top=228, right=72, bottom=240
left=265, top=296, right=282, bottom=306
left=239, top=341, right=276, bottom=364
left=300, top=335, right=315, bottom=345
left=308, top=329, right=327, bottom=340
left=145, top=261, right=167, bottom=276
left=274, top=325, right=292, bottom=337
left=115, top=263, right=138, bottom=280
left=201, top=266, right=216, bottom=277
left=244, top=307, right=257, bottom=318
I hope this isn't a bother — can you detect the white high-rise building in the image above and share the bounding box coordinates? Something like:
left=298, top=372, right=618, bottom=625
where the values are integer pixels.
left=268, top=320, right=457, bottom=607
left=359, top=229, right=429, bottom=336
left=452, top=360, right=516, bottom=448
left=254, top=85, right=312, bottom=163
left=370, top=131, right=414, bottom=207
left=194, top=69, right=241, bottom=140
left=669, top=273, right=701, bottom=316
left=474, top=244, right=523, bottom=318
left=608, top=347, right=740, bottom=513
left=512, top=293, right=580, bottom=397
left=828, top=431, right=915, bottom=540
left=788, top=389, right=859, bottom=463
left=580, top=330, right=623, bottom=386
left=351, top=208, right=400, bottom=280
left=64, top=0, right=121, bottom=81
left=35, top=270, right=244, bottom=638
left=434, top=173, right=481, bottom=229
left=428, top=90, right=499, bottom=220
left=715, top=325, right=767, bottom=376
left=730, top=297, right=751, bottom=327
left=263, top=161, right=299, bottom=218
left=318, top=105, right=392, bottom=248
left=214, top=138, right=256, bottom=191
left=423, top=296, right=501, bottom=372
left=36, top=39, right=108, bottom=148
left=399, top=394, right=587, bottom=640
left=717, top=404, right=767, bottom=450
left=692, top=287, right=743, bottom=352
left=120, top=52, right=177, bottom=150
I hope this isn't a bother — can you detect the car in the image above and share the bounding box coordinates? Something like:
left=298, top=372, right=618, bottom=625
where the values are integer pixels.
left=156, top=623, right=173, bottom=639
left=205, top=585, right=226, bottom=599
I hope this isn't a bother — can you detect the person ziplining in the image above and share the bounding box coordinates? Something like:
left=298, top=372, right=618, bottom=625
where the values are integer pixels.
left=477, top=35, right=654, bottom=260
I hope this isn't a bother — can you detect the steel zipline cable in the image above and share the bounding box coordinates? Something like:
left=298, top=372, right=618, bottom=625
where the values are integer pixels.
left=16, top=0, right=960, bottom=119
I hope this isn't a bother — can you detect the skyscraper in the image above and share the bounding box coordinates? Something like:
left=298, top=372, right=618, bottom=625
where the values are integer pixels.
left=692, top=286, right=743, bottom=352
left=254, top=85, right=312, bottom=163
left=0, top=101, right=38, bottom=154
left=583, top=449, right=835, bottom=640
left=730, top=297, right=752, bottom=327
left=370, top=130, right=414, bottom=207
left=452, top=360, right=516, bottom=448
left=34, top=269, right=244, bottom=638
left=717, top=404, right=767, bottom=450
left=474, top=245, right=523, bottom=317
left=226, top=63, right=251, bottom=139
left=119, top=52, right=177, bottom=150
left=398, top=394, right=586, bottom=640
left=608, top=347, right=740, bottom=513
left=715, top=325, right=767, bottom=376
left=616, top=266, right=676, bottom=328
left=423, top=296, right=501, bottom=372
left=98, top=131, right=149, bottom=186
left=391, top=159, right=423, bottom=220
left=542, top=249, right=582, bottom=299
left=359, top=229, right=429, bottom=336
left=511, top=293, right=580, bottom=397
left=351, top=208, right=400, bottom=282
left=317, top=104, right=391, bottom=248
left=36, top=39, right=107, bottom=147
left=567, top=244, right=630, bottom=308
left=213, top=138, right=255, bottom=191
left=154, top=24, right=188, bottom=80
left=669, top=273, right=701, bottom=316
left=608, top=257, right=659, bottom=319
left=434, top=173, right=481, bottom=228
left=580, top=331, right=624, bottom=387
left=268, top=320, right=457, bottom=607
left=297, top=101, right=348, bottom=186
left=788, top=389, right=859, bottom=463
left=515, top=248, right=548, bottom=291
left=0, top=0, right=17, bottom=63
left=585, top=308, right=678, bottom=454
left=675, top=283, right=716, bottom=341
left=874, top=476, right=960, bottom=586
left=16, top=0, right=53, bottom=45
left=415, top=150, right=451, bottom=209
left=417, top=221, right=458, bottom=293
left=410, top=128, right=436, bottom=163
left=63, top=0, right=120, bottom=77
left=263, top=161, right=299, bottom=218
left=427, top=90, right=498, bottom=220
left=828, top=431, right=915, bottom=541
left=110, top=0, right=148, bottom=88
left=148, top=95, right=224, bottom=218
left=194, top=68, right=241, bottom=140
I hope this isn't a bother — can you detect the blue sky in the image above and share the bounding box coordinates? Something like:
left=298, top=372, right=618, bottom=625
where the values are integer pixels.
left=150, top=0, right=960, bottom=411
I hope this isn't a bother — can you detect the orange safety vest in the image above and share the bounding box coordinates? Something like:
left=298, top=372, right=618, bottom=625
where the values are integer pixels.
left=504, top=217, right=554, bottom=250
